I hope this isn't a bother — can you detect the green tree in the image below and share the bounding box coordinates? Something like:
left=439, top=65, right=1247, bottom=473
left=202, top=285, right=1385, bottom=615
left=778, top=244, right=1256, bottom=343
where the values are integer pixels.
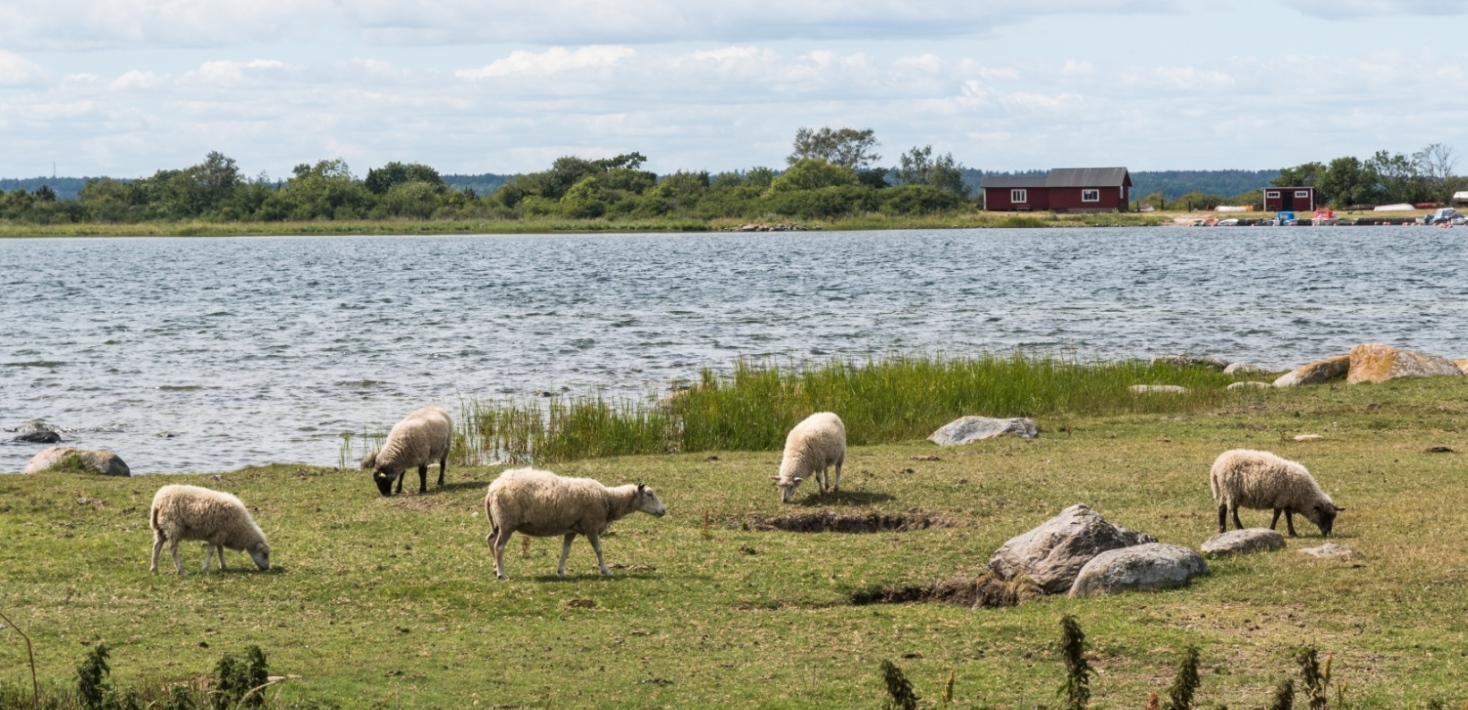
left=768, top=158, right=860, bottom=192
left=364, top=162, right=445, bottom=195
left=1273, top=162, right=1324, bottom=188
left=789, top=127, right=881, bottom=169
left=1318, top=156, right=1379, bottom=207
left=893, top=145, right=969, bottom=196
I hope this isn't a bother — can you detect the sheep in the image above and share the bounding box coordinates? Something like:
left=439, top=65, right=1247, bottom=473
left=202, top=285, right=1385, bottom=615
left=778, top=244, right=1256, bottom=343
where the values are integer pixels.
left=372, top=406, right=452, bottom=496
left=149, top=484, right=270, bottom=575
left=770, top=412, right=846, bottom=503
left=1209, top=449, right=1344, bottom=537
left=484, top=467, right=666, bottom=579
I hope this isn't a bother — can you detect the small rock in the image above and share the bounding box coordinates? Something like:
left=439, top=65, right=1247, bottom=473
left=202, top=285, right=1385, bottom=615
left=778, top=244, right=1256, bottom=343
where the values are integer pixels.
left=1068, top=543, right=1208, bottom=597
left=1292, top=434, right=1324, bottom=441
left=1346, top=343, right=1462, bottom=384
left=1227, top=381, right=1272, bottom=390
left=1299, top=543, right=1359, bottom=560
left=562, top=599, right=597, bottom=609
left=989, top=503, right=1157, bottom=595
left=11, top=431, right=61, bottom=444
left=1223, top=362, right=1268, bottom=375
left=22, top=447, right=130, bottom=476
left=1273, top=355, right=1351, bottom=387
left=1130, top=384, right=1188, bottom=395
left=927, top=416, right=1037, bottom=446
left=1151, top=355, right=1229, bottom=371
left=1200, top=528, right=1286, bottom=557
left=155, top=431, right=182, bottom=439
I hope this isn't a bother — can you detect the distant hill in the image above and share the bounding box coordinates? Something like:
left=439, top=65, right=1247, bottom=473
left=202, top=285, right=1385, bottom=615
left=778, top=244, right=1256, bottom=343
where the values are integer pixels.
left=0, top=177, right=100, bottom=201
left=960, top=168, right=1279, bottom=200
left=442, top=173, right=514, bottom=196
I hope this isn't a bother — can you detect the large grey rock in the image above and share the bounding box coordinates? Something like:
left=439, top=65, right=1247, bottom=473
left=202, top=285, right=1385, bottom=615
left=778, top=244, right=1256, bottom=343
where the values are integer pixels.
left=989, top=504, right=1157, bottom=595
left=22, top=447, right=131, bottom=476
left=1152, top=355, right=1229, bottom=371
left=928, top=416, right=1037, bottom=446
left=1069, top=543, right=1208, bottom=597
left=1200, top=528, right=1286, bottom=556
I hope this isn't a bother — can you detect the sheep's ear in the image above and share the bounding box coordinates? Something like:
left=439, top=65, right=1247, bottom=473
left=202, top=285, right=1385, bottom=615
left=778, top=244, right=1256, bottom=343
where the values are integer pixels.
left=792, top=477, right=804, bottom=483
left=1335, top=505, right=1345, bottom=511
left=637, top=482, right=646, bottom=493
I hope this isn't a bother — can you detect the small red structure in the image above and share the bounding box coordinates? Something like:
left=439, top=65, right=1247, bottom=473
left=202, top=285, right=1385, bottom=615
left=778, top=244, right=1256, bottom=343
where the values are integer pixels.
left=980, top=168, right=1131, bottom=212
left=1263, top=186, right=1315, bottom=212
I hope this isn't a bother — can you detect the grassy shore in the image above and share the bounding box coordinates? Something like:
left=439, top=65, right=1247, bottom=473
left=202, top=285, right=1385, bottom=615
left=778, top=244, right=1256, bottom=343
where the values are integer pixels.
left=4, top=376, right=1468, bottom=707
left=0, top=211, right=1169, bottom=238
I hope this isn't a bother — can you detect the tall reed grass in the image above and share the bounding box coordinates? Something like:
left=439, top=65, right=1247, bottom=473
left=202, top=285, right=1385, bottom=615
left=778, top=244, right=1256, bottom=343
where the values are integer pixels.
left=441, top=353, right=1245, bottom=466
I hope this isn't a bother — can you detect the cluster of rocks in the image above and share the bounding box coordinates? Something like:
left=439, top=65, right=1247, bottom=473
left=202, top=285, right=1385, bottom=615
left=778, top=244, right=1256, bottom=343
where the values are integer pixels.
left=725, top=223, right=809, bottom=232
left=6, top=420, right=68, bottom=444
left=1143, top=344, right=1466, bottom=391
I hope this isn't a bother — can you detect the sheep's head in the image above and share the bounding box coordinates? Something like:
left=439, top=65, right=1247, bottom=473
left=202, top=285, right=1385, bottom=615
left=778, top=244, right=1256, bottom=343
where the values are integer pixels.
left=770, top=475, right=804, bottom=503
left=636, top=483, right=666, bottom=518
left=372, top=467, right=399, bottom=496
left=249, top=541, right=271, bottom=571
left=1303, top=502, right=1343, bottom=537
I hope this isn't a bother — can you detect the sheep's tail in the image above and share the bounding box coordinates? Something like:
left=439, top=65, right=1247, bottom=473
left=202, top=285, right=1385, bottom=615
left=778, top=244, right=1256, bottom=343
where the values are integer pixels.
left=1208, top=462, right=1221, bottom=503
left=484, top=494, right=497, bottom=544
left=150, top=503, right=160, bottom=532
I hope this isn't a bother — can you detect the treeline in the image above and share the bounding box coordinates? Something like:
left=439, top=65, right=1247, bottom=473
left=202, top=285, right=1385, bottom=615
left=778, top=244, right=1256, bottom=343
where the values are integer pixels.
left=0, top=128, right=975, bottom=225
left=1273, top=144, right=1464, bottom=207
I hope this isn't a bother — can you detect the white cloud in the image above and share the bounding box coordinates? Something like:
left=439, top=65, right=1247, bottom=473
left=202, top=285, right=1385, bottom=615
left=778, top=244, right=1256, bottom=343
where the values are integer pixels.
left=1285, top=0, right=1468, bottom=17
left=0, top=51, right=45, bottom=87
left=457, top=46, right=638, bottom=79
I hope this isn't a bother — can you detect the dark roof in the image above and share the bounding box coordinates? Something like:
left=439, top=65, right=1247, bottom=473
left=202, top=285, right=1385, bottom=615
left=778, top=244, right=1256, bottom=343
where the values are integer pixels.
left=980, top=167, right=1131, bottom=189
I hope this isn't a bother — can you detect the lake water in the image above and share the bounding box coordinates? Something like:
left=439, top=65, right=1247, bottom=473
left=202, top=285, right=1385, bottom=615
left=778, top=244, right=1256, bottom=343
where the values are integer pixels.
left=2, top=227, right=1464, bottom=473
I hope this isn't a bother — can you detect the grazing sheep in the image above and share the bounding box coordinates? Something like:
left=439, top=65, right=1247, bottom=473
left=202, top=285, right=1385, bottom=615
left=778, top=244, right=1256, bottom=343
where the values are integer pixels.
left=149, top=484, right=270, bottom=575
left=372, top=407, right=452, bottom=496
left=484, top=467, right=667, bottom=579
left=770, top=412, right=846, bottom=503
left=1209, top=449, right=1344, bottom=537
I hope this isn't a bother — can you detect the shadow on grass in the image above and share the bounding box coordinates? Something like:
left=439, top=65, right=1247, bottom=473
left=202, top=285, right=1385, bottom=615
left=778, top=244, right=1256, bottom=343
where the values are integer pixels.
left=794, top=490, right=894, bottom=506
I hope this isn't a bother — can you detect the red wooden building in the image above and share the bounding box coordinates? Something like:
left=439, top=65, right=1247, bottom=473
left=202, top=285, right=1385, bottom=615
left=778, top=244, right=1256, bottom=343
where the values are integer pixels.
left=980, top=168, right=1132, bottom=212
left=1263, top=186, right=1315, bottom=212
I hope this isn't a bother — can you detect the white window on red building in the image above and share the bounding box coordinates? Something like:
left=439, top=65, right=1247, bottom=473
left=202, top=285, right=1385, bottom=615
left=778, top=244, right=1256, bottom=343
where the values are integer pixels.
left=1081, top=189, right=1100, bottom=202
left=1011, top=189, right=1027, bottom=203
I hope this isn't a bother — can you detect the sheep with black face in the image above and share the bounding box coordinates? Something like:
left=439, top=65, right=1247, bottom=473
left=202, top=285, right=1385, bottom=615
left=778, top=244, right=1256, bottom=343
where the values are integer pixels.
left=371, top=406, right=452, bottom=496
left=1210, top=449, right=1344, bottom=537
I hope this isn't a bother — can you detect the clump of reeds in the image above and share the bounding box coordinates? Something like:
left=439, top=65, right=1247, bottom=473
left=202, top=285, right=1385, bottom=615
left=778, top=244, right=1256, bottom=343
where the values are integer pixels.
left=436, top=353, right=1239, bottom=465
left=878, top=660, right=919, bottom=710
left=1058, top=615, right=1093, bottom=710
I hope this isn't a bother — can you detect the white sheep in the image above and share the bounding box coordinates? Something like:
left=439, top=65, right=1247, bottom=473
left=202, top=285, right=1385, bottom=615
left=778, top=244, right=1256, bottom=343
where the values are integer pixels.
left=484, top=467, right=667, bottom=579
left=149, top=484, right=270, bottom=575
left=770, top=412, right=846, bottom=503
left=1209, top=449, right=1344, bottom=537
left=372, top=406, right=452, bottom=496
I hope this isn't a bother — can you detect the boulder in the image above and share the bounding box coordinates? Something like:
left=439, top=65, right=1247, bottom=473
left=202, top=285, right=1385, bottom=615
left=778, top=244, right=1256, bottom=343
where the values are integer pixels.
left=1456, top=359, right=1468, bottom=375
left=928, top=416, right=1037, bottom=446
left=1346, top=343, right=1463, bottom=384
left=1200, top=528, right=1285, bottom=557
left=1151, top=355, right=1229, bottom=371
left=1069, top=543, right=1208, bottom=597
left=1227, top=381, right=1272, bottom=390
left=1130, top=384, right=1188, bottom=394
left=989, top=504, right=1156, bottom=595
left=1299, top=543, right=1359, bottom=560
left=12, top=431, right=61, bottom=444
left=22, top=447, right=130, bottom=477
left=1223, top=362, right=1268, bottom=375
left=1273, top=355, right=1350, bottom=387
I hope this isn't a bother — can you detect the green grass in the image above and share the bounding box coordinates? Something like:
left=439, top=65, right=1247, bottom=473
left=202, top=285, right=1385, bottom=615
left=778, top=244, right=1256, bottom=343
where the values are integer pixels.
left=451, top=354, right=1252, bottom=466
left=0, top=211, right=1168, bottom=239
left=5, top=376, right=1468, bottom=706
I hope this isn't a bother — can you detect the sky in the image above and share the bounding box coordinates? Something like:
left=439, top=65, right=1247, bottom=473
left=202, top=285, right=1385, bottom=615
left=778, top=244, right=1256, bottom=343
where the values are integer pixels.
left=1, top=0, right=1466, bottom=179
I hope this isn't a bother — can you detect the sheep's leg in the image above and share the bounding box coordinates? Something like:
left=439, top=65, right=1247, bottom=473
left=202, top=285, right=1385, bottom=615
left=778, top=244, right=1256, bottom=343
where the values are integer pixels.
left=1217, top=504, right=1228, bottom=535
left=202, top=544, right=214, bottom=575
left=489, top=527, right=511, bottom=580
left=151, top=534, right=165, bottom=574
left=437, top=455, right=446, bottom=488
left=1269, top=508, right=1283, bottom=530
left=394, top=471, right=404, bottom=495
left=170, top=539, right=185, bottom=575
left=1231, top=505, right=1244, bottom=531
left=831, top=454, right=844, bottom=494
left=557, top=534, right=576, bottom=577
left=1284, top=510, right=1298, bottom=537
left=418, top=464, right=429, bottom=493
left=817, top=464, right=828, bottom=495
left=588, top=534, right=611, bottom=577
left=218, top=548, right=227, bottom=571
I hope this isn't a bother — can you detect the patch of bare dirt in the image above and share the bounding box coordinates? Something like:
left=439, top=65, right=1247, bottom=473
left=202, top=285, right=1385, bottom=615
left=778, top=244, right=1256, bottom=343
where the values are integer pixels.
left=750, top=509, right=960, bottom=533
left=849, top=575, right=1041, bottom=609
